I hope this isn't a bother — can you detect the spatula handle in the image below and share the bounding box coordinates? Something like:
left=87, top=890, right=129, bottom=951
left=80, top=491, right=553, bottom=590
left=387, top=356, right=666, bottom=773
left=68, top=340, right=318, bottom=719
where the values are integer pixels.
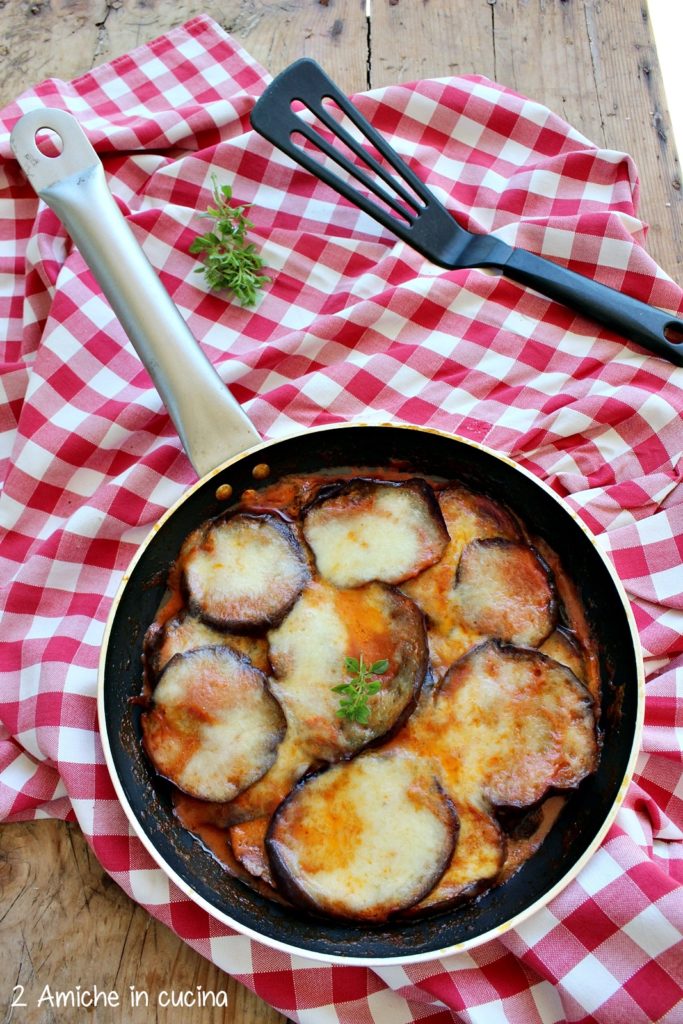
left=503, top=248, right=683, bottom=365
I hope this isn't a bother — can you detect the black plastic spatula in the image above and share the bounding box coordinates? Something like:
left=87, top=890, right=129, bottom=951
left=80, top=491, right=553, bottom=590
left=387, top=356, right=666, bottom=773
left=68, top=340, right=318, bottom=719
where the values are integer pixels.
left=250, top=58, right=683, bottom=366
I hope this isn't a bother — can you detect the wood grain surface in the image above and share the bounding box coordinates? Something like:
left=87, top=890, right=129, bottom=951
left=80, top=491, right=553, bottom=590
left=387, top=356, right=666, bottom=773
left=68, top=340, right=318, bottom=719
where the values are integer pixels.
left=1, top=820, right=288, bottom=1023
left=1, top=2, right=680, bottom=1023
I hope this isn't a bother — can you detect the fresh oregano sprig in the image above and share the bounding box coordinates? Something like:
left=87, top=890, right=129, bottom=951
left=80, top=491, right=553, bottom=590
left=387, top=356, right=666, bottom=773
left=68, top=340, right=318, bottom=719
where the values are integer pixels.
left=332, top=654, right=389, bottom=725
left=189, top=175, right=270, bottom=305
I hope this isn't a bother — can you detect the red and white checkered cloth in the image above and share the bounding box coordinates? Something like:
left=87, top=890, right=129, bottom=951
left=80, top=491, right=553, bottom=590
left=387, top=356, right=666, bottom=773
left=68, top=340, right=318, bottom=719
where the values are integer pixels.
left=1, top=15, right=681, bottom=1023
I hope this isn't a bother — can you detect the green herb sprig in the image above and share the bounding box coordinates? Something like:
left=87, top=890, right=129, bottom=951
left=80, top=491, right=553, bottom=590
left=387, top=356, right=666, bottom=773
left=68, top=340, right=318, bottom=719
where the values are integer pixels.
left=189, top=176, right=270, bottom=306
left=332, top=654, right=389, bottom=725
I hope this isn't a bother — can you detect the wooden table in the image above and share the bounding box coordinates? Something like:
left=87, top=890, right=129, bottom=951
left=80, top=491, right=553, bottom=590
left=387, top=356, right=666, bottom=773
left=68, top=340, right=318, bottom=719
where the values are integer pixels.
left=1, top=3, right=680, bottom=1023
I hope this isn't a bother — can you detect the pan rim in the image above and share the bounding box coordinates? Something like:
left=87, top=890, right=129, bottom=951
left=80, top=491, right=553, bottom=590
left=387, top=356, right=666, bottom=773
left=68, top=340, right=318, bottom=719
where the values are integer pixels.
left=96, top=420, right=645, bottom=966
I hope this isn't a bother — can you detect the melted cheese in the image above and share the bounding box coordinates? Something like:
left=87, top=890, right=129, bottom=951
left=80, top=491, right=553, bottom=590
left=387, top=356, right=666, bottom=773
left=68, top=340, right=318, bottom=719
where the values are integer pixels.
left=268, top=752, right=456, bottom=920
left=184, top=514, right=309, bottom=628
left=303, top=480, right=448, bottom=587
left=142, top=646, right=285, bottom=803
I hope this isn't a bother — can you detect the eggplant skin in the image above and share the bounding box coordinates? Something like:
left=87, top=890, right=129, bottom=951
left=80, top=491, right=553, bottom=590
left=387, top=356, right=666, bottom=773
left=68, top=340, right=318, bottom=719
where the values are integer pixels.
left=433, top=640, right=598, bottom=807
left=182, top=512, right=310, bottom=632
left=302, top=477, right=450, bottom=588
left=141, top=645, right=286, bottom=804
left=265, top=752, right=458, bottom=922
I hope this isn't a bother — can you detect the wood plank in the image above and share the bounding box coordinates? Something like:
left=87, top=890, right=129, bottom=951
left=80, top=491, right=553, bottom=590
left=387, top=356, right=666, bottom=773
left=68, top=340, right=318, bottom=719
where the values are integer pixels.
left=0, top=0, right=105, bottom=102
left=369, top=0, right=682, bottom=285
left=0, top=819, right=288, bottom=1024
left=370, top=0, right=495, bottom=82
left=0, top=0, right=368, bottom=103
left=581, top=0, right=682, bottom=284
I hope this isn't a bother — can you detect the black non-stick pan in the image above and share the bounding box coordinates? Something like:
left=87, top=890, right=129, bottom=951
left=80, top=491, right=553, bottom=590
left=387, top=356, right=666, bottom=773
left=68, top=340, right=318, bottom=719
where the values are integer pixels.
left=10, top=96, right=643, bottom=965
left=251, top=58, right=683, bottom=367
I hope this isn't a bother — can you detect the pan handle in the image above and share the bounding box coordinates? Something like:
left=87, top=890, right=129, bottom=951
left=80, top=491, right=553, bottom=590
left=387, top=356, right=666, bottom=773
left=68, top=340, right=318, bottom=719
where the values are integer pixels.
left=10, top=109, right=261, bottom=479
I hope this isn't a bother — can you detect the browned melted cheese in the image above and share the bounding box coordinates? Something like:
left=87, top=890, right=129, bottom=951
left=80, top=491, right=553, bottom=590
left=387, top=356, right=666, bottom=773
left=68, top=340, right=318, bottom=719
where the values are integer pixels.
left=142, top=468, right=601, bottom=920
left=141, top=646, right=285, bottom=803
left=267, top=752, right=457, bottom=921
left=223, top=578, right=427, bottom=826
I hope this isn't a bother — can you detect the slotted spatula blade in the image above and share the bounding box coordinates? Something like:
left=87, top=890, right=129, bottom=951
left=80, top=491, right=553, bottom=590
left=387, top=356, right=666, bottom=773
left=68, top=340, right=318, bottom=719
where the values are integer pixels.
left=251, top=59, right=683, bottom=366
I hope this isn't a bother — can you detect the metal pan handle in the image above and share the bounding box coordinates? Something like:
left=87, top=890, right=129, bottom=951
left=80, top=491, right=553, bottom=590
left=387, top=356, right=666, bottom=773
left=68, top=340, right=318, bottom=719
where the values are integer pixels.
left=10, top=109, right=260, bottom=478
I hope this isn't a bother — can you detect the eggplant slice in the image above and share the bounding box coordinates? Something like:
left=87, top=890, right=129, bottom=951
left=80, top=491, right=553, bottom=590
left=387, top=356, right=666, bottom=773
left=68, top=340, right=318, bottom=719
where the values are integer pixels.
left=450, top=539, right=556, bottom=647
left=146, top=611, right=270, bottom=677
left=223, top=579, right=428, bottom=824
left=183, top=512, right=310, bottom=630
left=141, top=646, right=286, bottom=802
left=391, top=639, right=598, bottom=912
left=411, top=537, right=557, bottom=676
left=428, top=640, right=598, bottom=806
left=267, top=751, right=458, bottom=921
left=268, top=580, right=427, bottom=760
left=302, top=479, right=449, bottom=588
left=402, top=482, right=521, bottom=623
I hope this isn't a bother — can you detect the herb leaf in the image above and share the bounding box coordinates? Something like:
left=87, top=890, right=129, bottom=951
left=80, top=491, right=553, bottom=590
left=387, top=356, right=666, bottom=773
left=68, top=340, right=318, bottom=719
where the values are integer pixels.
left=334, top=652, right=389, bottom=724
left=189, top=176, right=270, bottom=305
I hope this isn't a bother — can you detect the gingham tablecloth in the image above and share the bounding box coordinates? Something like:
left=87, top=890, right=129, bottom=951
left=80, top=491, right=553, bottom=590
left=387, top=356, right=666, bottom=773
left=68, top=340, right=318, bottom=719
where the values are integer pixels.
left=1, top=15, right=681, bottom=1023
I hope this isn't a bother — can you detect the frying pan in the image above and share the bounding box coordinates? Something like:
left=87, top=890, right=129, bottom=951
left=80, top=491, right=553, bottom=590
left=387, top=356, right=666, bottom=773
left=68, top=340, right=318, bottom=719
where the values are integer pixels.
left=10, top=93, right=644, bottom=965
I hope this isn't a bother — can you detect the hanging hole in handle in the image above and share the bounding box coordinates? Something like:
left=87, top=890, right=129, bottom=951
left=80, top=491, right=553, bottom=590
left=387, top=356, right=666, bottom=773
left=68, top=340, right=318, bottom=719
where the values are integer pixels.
left=34, top=127, right=64, bottom=158
left=663, top=321, right=683, bottom=346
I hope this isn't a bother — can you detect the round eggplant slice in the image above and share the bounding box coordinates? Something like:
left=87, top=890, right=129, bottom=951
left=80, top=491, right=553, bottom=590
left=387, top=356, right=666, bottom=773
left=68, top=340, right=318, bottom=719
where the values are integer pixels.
left=266, top=752, right=458, bottom=921
left=141, top=646, right=286, bottom=803
left=302, top=479, right=449, bottom=588
left=432, top=640, right=598, bottom=807
left=183, top=513, right=310, bottom=631
left=268, top=579, right=428, bottom=762
left=146, top=611, right=270, bottom=678
left=450, top=539, right=556, bottom=647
